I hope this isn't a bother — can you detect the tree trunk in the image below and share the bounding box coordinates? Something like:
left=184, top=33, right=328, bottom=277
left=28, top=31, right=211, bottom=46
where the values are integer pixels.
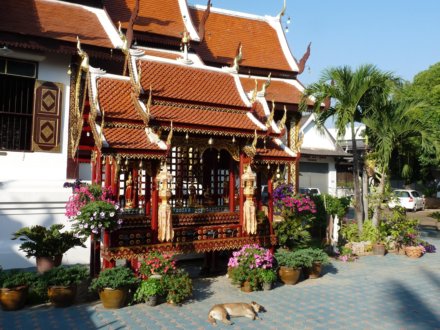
left=362, top=166, right=369, bottom=222
left=372, top=171, right=386, bottom=227
left=351, top=121, right=363, bottom=233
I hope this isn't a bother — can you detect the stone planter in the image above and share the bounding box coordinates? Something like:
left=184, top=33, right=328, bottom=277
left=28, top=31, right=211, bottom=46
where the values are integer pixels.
left=99, top=287, right=128, bottom=309
left=372, top=243, right=386, bottom=256
left=0, top=286, right=28, bottom=311
left=145, top=295, right=158, bottom=307
left=48, top=285, right=77, bottom=308
left=262, top=282, right=272, bottom=291
left=278, top=266, right=301, bottom=285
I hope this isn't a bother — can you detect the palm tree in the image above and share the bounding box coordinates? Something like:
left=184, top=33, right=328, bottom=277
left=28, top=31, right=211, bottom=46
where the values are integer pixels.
left=301, top=64, right=394, bottom=232
left=364, top=98, right=440, bottom=226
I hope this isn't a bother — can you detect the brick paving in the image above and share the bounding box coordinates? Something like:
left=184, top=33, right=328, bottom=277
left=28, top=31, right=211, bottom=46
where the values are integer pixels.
left=1, top=228, right=440, bottom=330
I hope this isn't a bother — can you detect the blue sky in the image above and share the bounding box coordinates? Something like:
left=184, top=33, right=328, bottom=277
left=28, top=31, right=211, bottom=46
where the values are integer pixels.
left=189, top=0, right=439, bottom=86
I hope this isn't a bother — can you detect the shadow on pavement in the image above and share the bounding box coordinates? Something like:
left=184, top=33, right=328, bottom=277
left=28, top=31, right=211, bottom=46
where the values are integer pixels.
left=322, top=263, right=338, bottom=276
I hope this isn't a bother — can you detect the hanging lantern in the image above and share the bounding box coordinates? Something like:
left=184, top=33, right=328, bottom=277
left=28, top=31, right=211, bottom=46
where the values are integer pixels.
left=232, top=136, right=236, bottom=144
left=208, top=137, right=213, bottom=146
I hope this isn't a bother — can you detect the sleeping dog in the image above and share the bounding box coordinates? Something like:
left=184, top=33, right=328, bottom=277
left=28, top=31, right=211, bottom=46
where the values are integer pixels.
left=207, top=301, right=265, bottom=326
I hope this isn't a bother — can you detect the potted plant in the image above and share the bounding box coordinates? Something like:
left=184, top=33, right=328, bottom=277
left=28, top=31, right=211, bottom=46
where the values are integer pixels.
left=133, top=276, right=165, bottom=306
left=161, top=270, right=192, bottom=305
left=0, top=271, right=36, bottom=311
left=300, top=248, right=330, bottom=279
left=258, top=268, right=277, bottom=290
left=11, top=224, right=86, bottom=273
left=402, top=233, right=425, bottom=258
left=43, top=265, right=89, bottom=307
left=274, top=248, right=310, bottom=285
left=89, top=266, right=139, bottom=309
left=227, top=244, right=274, bottom=292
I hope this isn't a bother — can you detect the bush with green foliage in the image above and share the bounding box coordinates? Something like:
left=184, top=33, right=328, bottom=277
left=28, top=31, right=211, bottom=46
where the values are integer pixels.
left=133, top=277, right=165, bottom=303
left=341, top=221, right=360, bottom=242
left=43, top=265, right=89, bottom=287
left=381, top=207, right=418, bottom=247
left=274, top=216, right=312, bottom=250
left=162, top=270, right=192, bottom=305
left=274, top=248, right=310, bottom=269
left=257, top=268, right=278, bottom=284
left=302, top=248, right=331, bottom=265
left=11, top=224, right=85, bottom=258
left=430, top=211, right=440, bottom=222
left=0, top=271, right=36, bottom=288
left=89, top=266, right=139, bottom=291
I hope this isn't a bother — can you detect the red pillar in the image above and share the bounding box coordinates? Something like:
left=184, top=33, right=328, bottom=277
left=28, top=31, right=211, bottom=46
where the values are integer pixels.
left=145, top=175, right=151, bottom=215
left=239, top=153, right=244, bottom=230
left=96, top=150, right=102, bottom=184
left=91, top=151, right=97, bottom=184
left=104, top=156, right=111, bottom=188
left=111, top=158, right=118, bottom=198
left=133, top=168, right=139, bottom=208
left=268, top=175, right=274, bottom=235
left=229, top=157, right=235, bottom=212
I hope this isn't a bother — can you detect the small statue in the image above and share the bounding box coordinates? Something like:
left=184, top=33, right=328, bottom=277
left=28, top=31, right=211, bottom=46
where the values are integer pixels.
left=189, top=182, right=197, bottom=207
left=125, top=174, right=134, bottom=209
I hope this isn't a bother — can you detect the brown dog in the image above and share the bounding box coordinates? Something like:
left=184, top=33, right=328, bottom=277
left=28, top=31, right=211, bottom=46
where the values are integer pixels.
left=207, top=301, right=265, bottom=326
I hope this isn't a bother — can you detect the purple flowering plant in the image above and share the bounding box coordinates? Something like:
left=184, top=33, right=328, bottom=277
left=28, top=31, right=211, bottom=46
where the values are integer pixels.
left=273, top=184, right=317, bottom=218
left=65, top=184, right=122, bottom=237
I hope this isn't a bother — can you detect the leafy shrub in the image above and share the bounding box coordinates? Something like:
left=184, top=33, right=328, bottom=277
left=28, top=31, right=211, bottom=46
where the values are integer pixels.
left=133, top=277, right=165, bottom=303
left=137, top=251, right=177, bottom=278
left=257, top=268, right=278, bottom=284
left=162, top=270, right=192, bottom=305
left=89, top=266, right=138, bottom=291
left=274, top=249, right=310, bottom=269
left=340, top=222, right=359, bottom=242
left=430, top=211, right=440, bottom=221
left=1, top=271, right=36, bottom=288
left=43, top=265, right=89, bottom=287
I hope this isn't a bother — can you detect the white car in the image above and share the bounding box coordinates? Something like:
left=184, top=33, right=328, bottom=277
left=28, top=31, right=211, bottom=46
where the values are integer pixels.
left=388, top=189, right=425, bottom=211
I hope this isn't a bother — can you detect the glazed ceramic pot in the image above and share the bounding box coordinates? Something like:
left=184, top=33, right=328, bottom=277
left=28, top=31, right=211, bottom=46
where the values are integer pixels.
left=48, top=285, right=77, bottom=307
left=278, top=266, right=301, bottom=285
left=0, top=286, right=28, bottom=311
left=99, top=287, right=128, bottom=309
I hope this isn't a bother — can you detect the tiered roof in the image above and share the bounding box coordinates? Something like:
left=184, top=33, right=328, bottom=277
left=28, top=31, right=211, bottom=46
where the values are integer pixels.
left=91, top=74, right=167, bottom=158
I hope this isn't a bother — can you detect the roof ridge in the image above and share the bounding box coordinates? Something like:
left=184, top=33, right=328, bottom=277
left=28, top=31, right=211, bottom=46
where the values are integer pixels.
left=190, top=4, right=270, bottom=22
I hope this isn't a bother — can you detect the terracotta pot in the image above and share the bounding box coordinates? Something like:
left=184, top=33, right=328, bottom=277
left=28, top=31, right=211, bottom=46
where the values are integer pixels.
left=99, top=288, right=128, bottom=309
left=278, top=266, right=301, bottom=285
left=48, top=285, right=77, bottom=307
left=372, top=243, right=386, bottom=256
left=0, top=286, right=28, bottom=311
left=405, top=246, right=424, bottom=258
left=240, top=281, right=253, bottom=293
left=36, top=255, right=63, bottom=274
left=307, top=262, right=323, bottom=279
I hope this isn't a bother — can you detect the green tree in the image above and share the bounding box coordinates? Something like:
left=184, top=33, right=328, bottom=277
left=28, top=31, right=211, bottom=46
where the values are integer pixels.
left=302, top=64, right=393, bottom=232
left=364, top=98, right=439, bottom=226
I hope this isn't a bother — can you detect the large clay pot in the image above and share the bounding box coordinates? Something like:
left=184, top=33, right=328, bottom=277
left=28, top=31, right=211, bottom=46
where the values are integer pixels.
left=278, top=266, right=301, bottom=285
left=36, top=255, right=63, bottom=274
left=0, top=286, right=28, bottom=311
left=48, top=285, right=77, bottom=307
left=372, top=243, right=386, bottom=256
left=307, top=262, right=323, bottom=279
left=99, top=288, right=128, bottom=309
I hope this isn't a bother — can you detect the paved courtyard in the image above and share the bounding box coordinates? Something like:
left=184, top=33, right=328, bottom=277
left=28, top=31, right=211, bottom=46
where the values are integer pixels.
left=1, top=226, right=440, bottom=329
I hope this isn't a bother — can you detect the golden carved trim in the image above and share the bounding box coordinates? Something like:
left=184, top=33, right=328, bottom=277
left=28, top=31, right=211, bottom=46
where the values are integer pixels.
left=161, top=126, right=256, bottom=138
left=104, top=122, right=145, bottom=129
left=153, top=99, right=248, bottom=114
left=101, top=152, right=166, bottom=160
left=87, top=75, right=102, bottom=151
left=131, top=91, right=150, bottom=125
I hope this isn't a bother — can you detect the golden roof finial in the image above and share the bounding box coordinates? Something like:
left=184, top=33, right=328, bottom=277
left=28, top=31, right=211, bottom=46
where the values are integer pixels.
left=251, top=129, right=258, bottom=149
left=259, top=73, right=271, bottom=96
left=266, top=100, right=275, bottom=128
left=146, top=85, right=152, bottom=116
left=76, top=36, right=89, bottom=71
left=232, top=42, right=243, bottom=72
left=100, top=108, right=105, bottom=142
left=278, top=105, right=287, bottom=131
left=250, top=79, right=258, bottom=103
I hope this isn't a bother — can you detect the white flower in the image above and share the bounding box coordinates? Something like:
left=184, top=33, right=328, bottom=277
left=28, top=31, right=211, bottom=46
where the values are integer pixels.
left=91, top=224, right=95, bottom=229
left=109, top=212, right=115, bottom=217
left=79, top=224, right=84, bottom=229
left=93, top=212, right=97, bottom=217
left=117, top=219, right=123, bottom=225
left=92, top=228, right=99, bottom=234
left=90, top=217, right=94, bottom=221
left=115, top=205, right=120, bottom=210
left=84, top=223, right=89, bottom=228
left=98, top=223, right=103, bottom=228
left=77, top=211, right=82, bottom=216
left=100, top=212, right=105, bottom=218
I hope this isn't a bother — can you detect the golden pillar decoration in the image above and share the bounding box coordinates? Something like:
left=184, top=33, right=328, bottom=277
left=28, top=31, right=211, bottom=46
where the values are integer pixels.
left=289, top=118, right=303, bottom=193
left=156, top=163, right=174, bottom=242
left=242, top=165, right=257, bottom=235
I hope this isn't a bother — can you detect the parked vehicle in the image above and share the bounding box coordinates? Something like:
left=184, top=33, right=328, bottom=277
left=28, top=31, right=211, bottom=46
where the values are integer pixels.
left=388, top=190, right=425, bottom=211
left=299, top=187, right=321, bottom=196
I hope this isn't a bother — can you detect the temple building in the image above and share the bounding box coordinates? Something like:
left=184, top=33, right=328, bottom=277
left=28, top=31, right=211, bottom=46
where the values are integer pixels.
left=0, top=0, right=314, bottom=270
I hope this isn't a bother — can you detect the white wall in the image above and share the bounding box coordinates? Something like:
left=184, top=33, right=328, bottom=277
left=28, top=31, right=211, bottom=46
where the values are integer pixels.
left=0, top=52, right=90, bottom=269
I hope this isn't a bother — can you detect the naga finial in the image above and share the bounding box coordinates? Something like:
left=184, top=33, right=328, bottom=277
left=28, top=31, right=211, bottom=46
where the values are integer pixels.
left=232, top=42, right=242, bottom=72
left=258, top=73, right=271, bottom=96
left=76, top=36, right=89, bottom=72
left=277, top=0, right=286, bottom=20
left=146, top=85, right=152, bottom=116
left=278, top=105, right=287, bottom=131
left=266, top=100, right=275, bottom=128
left=251, top=129, right=258, bottom=149
left=118, top=21, right=129, bottom=55
left=166, top=121, right=173, bottom=146
left=250, top=79, right=258, bottom=103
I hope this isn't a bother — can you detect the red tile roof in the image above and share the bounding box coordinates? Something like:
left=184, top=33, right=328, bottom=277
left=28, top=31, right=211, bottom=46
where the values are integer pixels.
left=97, top=78, right=140, bottom=121
left=141, top=49, right=181, bottom=61
left=255, top=138, right=295, bottom=162
left=0, top=0, right=115, bottom=48
left=151, top=102, right=261, bottom=133
left=103, top=126, right=162, bottom=151
left=240, top=77, right=312, bottom=106
left=190, top=7, right=294, bottom=72
left=138, top=59, right=247, bottom=107
left=104, top=0, right=185, bottom=39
